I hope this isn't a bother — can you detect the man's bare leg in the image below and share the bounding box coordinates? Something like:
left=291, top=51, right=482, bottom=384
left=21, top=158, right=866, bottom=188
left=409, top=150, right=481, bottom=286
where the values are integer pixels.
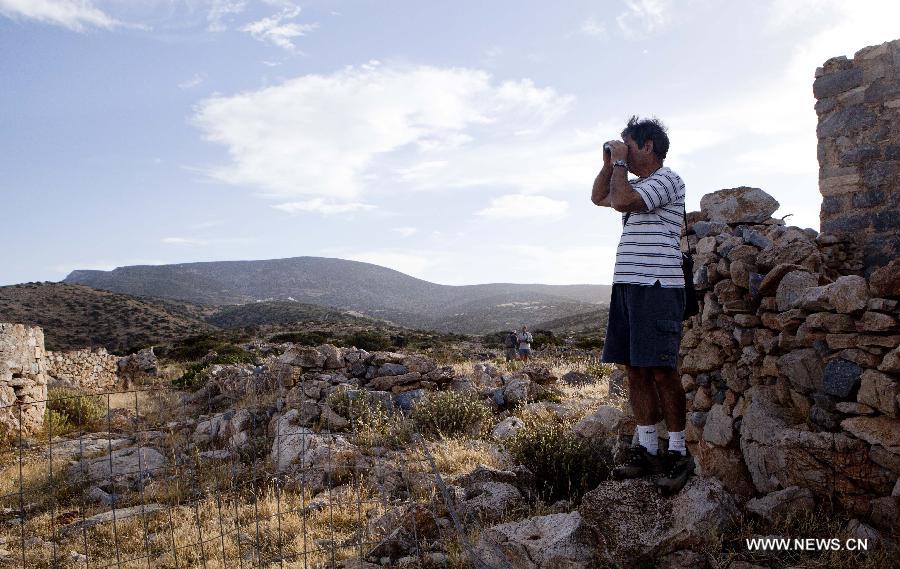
left=628, top=366, right=662, bottom=455
left=652, top=366, right=688, bottom=457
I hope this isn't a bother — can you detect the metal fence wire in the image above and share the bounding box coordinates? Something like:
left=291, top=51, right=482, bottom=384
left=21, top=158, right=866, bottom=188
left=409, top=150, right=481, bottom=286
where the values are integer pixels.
left=0, top=370, right=529, bottom=569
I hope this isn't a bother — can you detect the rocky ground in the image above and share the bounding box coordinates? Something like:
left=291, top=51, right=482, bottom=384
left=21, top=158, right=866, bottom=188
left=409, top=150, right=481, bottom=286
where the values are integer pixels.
left=0, top=337, right=896, bottom=568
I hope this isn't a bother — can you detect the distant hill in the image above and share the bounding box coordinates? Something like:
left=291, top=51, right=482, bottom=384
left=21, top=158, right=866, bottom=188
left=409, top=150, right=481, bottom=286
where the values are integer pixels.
left=206, top=300, right=379, bottom=329
left=534, top=307, right=610, bottom=335
left=0, top=282, right=214, bottom=353
left=65, top=257, right=611, bottom=334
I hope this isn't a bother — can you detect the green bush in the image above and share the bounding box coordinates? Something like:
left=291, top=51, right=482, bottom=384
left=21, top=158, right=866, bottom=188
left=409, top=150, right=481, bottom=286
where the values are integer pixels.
left=531, top=329, right=562, bottom=349
left=45, top=387, right=106, bottom=435
left=344, top=331, right=391, bottom=352
left=325, top=389, right=410, bottom=448
left=574, top=335, right=604, bottom=350
left=268, top=330, right=329, bottom=346
left=172, top=351, right=254, bottom=389
left=410, top=391, right=493, bottom=439
left=503, top=416, right=613, bottom=503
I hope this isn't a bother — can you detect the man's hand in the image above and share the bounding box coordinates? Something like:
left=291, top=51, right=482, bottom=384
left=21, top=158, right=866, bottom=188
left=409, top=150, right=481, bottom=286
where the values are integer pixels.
left=606, top=140, right=627, bottom=162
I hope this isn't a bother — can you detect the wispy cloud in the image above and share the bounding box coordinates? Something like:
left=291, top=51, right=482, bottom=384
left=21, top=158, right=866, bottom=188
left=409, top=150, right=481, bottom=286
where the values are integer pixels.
left=476, top=194, right=569, bottom=220
left=240, top=5, right=317, bottom=51
left=207, top=0, right=245, bottom=32
left=580, top=16, right=606, bottom=38
left=178, top=73, right=205, bottom=90
left=616, top=0, right=670, bottom=38
left=0, top=0, right=121, bottom=32
left=162, top=236, right=209, bottom=245
left=273, top=199, right=376, bottom=215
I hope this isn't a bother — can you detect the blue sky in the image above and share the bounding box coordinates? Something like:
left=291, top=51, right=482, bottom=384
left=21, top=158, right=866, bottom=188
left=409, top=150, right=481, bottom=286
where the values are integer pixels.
left=2, top=0, right=898, bottom=287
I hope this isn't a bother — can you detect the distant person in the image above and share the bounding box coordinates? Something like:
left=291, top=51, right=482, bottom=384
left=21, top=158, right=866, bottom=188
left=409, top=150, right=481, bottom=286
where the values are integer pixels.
left=516, top=326, right=534, bottom=362
left=503, top=330, right=519, bottom=362
left=590, top=116, right=692, bottom=495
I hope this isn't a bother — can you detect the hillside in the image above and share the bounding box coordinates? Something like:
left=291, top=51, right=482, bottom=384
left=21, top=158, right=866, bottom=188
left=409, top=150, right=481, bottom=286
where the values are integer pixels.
left=64, top=256, right=611, bottom=333
left=206, top=300, right=380, bottom=329
left=0, top=282, right=214, bottom=353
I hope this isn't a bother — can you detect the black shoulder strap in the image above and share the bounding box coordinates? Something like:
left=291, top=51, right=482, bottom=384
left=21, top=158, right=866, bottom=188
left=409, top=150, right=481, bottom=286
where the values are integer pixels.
left=623, top=213, right=631, bottom=227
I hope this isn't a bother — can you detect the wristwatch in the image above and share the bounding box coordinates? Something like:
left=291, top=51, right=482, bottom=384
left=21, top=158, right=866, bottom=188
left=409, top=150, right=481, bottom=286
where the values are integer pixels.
left=613, top=159, right=628, bottom=169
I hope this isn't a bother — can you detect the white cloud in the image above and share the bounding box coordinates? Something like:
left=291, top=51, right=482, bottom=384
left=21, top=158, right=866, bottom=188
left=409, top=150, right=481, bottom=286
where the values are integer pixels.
left=616, top=0, right=670, bottom=37
left=476, top=195, right=569, bottom=220
left=178, top=73, right=205, bottom=89
left=192, top=62, right=583, bottom=208
left=207, top=0, right=245, bottom=32
left=580, top=16, right=606, bottom=38
left=392, top=227, right=418, bottom=237
left=0, top=0, right=121, bottom=31
left=240, top=5, right=317, bottom=51
left=273, top=199, right=375, bottom=215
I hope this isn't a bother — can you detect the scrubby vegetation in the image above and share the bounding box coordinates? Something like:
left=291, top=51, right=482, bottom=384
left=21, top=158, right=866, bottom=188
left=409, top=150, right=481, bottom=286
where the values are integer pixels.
left=504, top=411, right=613, bottom=503
left=44, top=386, right=106, bottom=435
left=410, top=391, right=494, bottom=439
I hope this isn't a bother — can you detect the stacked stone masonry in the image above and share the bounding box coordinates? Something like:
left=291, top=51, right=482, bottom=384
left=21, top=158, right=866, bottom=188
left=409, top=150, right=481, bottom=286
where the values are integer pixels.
left=0, top=323, right=49, bottom=436
left=815, top=39, right=900, bottom=274
left=680, top=185, right=899, bottom=530
left=46, top=347, right=119, bottom=391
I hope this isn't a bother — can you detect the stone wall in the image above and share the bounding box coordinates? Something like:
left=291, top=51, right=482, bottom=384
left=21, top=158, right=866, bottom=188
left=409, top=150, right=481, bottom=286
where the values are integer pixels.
left=0, top=323, right=49, bottom=436
left=46, top=347, right=120, bottom=392
left=815, top=39, right=900, bottom=274
left=679, top=187, right=899, bottom=529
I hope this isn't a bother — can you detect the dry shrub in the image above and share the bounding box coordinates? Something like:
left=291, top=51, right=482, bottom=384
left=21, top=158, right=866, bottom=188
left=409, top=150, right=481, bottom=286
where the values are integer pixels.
left=503, top=412, right=613, bottom=503
left=410, top=391, right=493, bottom=440
left=44, top=386, right=106, bottom=435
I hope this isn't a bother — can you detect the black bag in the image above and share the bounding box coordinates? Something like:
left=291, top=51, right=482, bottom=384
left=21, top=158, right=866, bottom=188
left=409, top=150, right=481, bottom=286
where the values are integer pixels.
left=623, top=211, right=699, bottom=320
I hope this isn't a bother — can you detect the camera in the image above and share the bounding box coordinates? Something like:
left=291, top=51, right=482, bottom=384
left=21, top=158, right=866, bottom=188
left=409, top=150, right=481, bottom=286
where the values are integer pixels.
left=603, top=143, right=612, bottom=153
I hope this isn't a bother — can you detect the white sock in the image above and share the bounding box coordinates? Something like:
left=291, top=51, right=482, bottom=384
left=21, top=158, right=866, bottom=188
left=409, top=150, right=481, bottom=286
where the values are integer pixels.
left=669, top=431, right=686, bottom=455
left=637, top=425, right=658, bottom=455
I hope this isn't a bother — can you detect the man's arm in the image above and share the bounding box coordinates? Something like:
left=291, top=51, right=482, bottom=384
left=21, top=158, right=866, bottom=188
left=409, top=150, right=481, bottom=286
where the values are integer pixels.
left=591, top=164, right=613, bottom=206
left=609, top=166, right=649, bottom=212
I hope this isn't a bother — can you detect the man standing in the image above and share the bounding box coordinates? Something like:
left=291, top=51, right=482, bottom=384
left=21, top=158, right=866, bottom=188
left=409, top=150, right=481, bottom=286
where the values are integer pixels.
left=590, top=116, right=692, bottom=495
left=517, top=326, right=534, bottom=363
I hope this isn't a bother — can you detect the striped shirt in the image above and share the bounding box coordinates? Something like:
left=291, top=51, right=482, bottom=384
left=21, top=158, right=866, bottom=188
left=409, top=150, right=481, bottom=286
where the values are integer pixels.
left=612, top=166, right=686, bottom=288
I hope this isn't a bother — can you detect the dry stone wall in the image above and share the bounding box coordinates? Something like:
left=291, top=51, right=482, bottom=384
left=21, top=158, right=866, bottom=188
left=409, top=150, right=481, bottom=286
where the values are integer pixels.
left=679, top=186, right=899, bottom=529
left=815, top=39, right=900, bottom=274
left=46, top=347, right=119, bottom=391
left=0, top=323, right=49, bottom=436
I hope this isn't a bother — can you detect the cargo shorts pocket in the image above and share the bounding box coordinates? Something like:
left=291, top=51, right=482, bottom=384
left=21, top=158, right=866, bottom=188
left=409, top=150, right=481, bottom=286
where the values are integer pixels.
left=655, top=319, right=682, bottom=364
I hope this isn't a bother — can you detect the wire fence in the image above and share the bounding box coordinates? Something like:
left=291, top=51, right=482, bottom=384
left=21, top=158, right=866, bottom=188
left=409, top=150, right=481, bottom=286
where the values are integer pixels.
left=0, top=373, right=527, bottom=569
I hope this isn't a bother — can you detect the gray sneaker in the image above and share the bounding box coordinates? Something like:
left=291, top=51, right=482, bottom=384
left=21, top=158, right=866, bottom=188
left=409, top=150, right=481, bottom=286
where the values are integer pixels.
left=654, top=451, right=694, bottom=496
left=612, top=445, right=664, bottom=480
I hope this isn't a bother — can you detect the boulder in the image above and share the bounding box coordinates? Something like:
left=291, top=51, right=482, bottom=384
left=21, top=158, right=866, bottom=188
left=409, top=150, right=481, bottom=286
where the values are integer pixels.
left=401, top=354, right=436, bottom=374
left=777, top=349, right=824, bottom=394
left=318, top=344, right=343, bottom=370
left=573, top=405, right=628, bottom=438
left=758, top=263, right=806, bottom=296
left=699, top=187, right=779, bottom=224
left=457, top=481, right=524, bottom=523
left=703, top=404, right=734, bottom=447
left=879, top=346, right=900, bottom=374
left=580, top=477, right=739, bottom=568
left=841, top=416, right=900, bottom=453
left=857, top=370, right=899, bottom=417
left=775, top=270, right=818, bottom=311
left=279, top=346, right=326, bottom=368
left=69, top=447, right=167, bottom=488
left=491, top=416, right=524, bottom=441
left=745, top=486, right=814, bottom=521
left=869, top=259, right=900, bottom=298
left=828, top=275, right=869, bottom=314
left=822, top=359, right=863, bottom=398
left=522, top=364, right=558, bottom=385
left=368, top=504, right=439, bottom=561
left=757, top=240, right=819, bottom=273
left=368, top=372, right=421, bottom=391
left=470, top=512, right=595, bottom=569
left=561, top=371, right=593, bottom=385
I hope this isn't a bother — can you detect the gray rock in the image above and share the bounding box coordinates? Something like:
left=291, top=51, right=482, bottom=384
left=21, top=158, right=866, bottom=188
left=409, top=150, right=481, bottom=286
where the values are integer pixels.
left=822, top=359, right=863, bottom=398
left=745, top=486, right=815, bottom=521
left=69, top=447, right=167, bottom=488
left=775, top=270, right=818, bottom=312
left=491, top=416, right=524, bottom=441
left=692, top=220, right=728, bottom=238
left=458, top=481, right=524, bottom=523
left=738, top=227, right=773, bottom=249
left=700, top=187, right=779, bottom=224
left=392, top=388, right=425, bottom=411
left=580, top=477, right=739, bottom=568
left=376, top=363, right=409, bottom=377
left=561, top=371, right=593, bottom=385
left=470, top=512, right=595, bottom=569
left=777, top=349, right=824, bottom=394
left=574, top=405, right=628, bottom=438
left=827, top=275, right=869, bottom=314
left=703, top=404, right=734, bottom=447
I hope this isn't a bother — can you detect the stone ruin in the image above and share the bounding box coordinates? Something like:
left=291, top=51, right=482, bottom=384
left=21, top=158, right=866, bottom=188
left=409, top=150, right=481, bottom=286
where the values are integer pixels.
left=45, top=347, right=119, bottom=391
left=0, top=323, right=49, bottom=436
left=672, top=40, right=899, bottom=531
left=815, top=39, right=899, bottom=273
